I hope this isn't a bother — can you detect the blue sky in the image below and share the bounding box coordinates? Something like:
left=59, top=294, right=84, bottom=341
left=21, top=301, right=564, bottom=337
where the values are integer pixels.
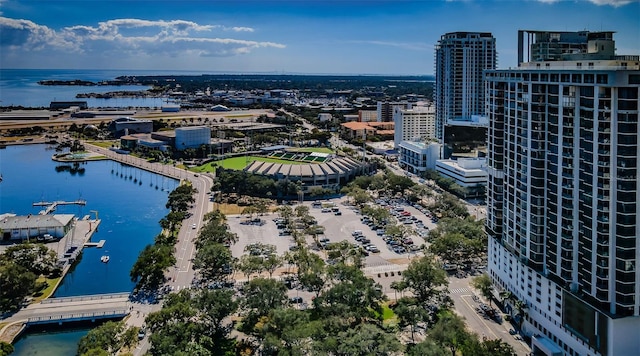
left=1, top=0, right=639, bottom=75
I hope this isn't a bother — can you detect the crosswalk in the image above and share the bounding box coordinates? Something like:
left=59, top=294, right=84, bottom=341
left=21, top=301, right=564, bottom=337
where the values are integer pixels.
left=449, top=287, right=471, bottom=294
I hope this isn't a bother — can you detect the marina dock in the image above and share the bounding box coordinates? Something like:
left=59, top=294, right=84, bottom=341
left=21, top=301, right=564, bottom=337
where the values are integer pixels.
left=83, top=239, right=106, bottom=248
left=33, top=200, right=87, bottom=215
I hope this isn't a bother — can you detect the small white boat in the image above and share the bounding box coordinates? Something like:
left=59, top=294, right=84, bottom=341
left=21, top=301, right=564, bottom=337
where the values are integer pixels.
left=100, top=255, right=110, bottom=263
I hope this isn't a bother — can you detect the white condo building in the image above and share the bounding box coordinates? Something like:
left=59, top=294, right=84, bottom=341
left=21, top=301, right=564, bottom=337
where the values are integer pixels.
left=393, top=105, right=436, bottom=148
left=485, top=30, right=640, bottom=356
left=435, top=32, right=496, bottom=141
left=175, top=126, right=212, bottom=150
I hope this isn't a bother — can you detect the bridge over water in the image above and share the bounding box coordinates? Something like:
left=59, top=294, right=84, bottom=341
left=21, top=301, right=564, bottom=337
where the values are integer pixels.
left=0, top=293, right=131, bottom=342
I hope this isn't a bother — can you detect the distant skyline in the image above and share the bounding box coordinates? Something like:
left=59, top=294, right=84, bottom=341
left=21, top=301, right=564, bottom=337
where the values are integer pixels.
left=1, top=0, right=639, bottom=75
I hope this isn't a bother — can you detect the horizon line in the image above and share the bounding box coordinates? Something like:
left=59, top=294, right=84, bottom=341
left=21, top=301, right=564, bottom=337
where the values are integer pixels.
left=1, top=68, right=436, bottom=77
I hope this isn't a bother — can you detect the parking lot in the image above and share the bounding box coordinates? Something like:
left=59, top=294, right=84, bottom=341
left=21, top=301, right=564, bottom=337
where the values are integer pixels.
left=228, top=195, right=443, bottom=274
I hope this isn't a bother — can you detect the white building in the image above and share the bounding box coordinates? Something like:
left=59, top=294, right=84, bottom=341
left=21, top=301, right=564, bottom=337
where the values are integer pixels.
left=435, top=32, right=496, bottom=140
left=393, top=105, right=436, bottom=148
left=398, top=141, right=441, bottom=174
left=0, top=213, right=75, bottom=241
left=486, top=30, right=640, bottom=356
left=435, top=158, right=487, bottom=187
left=175, top=126, right=211, bottom=150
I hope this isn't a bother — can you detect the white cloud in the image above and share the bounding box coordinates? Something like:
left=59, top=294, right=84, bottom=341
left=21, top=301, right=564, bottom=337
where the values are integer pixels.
left=226, top=26, right=255, bottom=32
left=0, top=17, right=77, bottom=50
left=587, top=0, right=636, bottom=6
left=0, top=16, right=284, bottom=59
left=535, top=0, right=637, bottom=6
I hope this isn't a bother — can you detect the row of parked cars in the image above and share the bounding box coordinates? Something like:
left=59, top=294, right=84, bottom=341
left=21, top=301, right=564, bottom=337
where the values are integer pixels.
left=274, top=218, right=294, bottom=236
left=362, top=201, right=428, bottom=255
left=352, top=230, right=380, bottom=254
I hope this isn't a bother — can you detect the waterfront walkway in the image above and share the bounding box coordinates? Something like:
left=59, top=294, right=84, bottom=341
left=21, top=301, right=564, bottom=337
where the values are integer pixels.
left=84, top=142, right=187, bottom=181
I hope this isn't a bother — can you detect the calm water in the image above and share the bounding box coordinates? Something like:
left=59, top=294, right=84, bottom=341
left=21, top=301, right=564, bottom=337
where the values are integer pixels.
left=0, top=69, right=198, bottom=108
left=0, top=144, right=178, bottom=354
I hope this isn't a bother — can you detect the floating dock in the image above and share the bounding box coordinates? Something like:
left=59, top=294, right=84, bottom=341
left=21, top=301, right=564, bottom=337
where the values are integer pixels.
left=84, top=239, right=106, bottom=248
left=33, top=200, right=87, bottom=215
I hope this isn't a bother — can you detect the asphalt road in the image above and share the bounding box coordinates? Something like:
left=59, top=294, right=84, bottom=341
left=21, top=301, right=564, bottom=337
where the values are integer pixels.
left=84, top=143, right=214, bottom=356
left=449, top=275, right=531, bottom=355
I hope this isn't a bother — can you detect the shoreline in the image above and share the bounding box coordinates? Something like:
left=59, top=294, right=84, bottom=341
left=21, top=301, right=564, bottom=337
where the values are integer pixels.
left=0, top=218, right=102, bottom=344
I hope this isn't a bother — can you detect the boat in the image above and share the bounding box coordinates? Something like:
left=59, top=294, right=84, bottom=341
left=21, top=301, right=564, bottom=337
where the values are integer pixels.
left=101, top=255, right=110, bottom=263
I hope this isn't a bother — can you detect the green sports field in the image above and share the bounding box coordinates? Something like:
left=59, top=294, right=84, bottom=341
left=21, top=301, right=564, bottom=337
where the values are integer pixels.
left=192, top=156, right=305, bottom=172
left=287, top=147, right=334, bottom=154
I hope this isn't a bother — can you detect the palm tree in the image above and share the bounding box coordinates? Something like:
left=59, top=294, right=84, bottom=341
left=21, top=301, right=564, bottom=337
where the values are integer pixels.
left=305, top=224, right=324, bottom=246
left=390, top=280, right=406, bottom=301
left=499, top=290, right=516, bottom=314
left=514, top=300, right=528, bottom=331
left=471, top=273, right=494, bottom=306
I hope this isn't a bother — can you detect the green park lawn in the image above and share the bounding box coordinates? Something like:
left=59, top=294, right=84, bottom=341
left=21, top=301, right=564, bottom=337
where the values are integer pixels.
left=32, top=276, right=61, bottom=303
left=371, top=302, right=398, bottom=327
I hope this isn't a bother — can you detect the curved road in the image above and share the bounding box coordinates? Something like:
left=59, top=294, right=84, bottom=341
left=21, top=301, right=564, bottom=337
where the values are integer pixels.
left=84, top=143, right=213, bottom=355
left=85, top=142, right=213, bottom=290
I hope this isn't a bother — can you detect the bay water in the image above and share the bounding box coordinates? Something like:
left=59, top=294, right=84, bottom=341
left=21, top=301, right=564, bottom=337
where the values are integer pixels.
left=0, top=68, right=189, bottom=108
left=0, top=144, right=178, bottom=354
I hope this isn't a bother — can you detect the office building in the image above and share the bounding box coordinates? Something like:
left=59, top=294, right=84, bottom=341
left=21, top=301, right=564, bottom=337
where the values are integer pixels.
left=175, top=126, right=211, bottom=150
left=435, top=158, right=487, bottom=188
left=435, top=32, right=496, bottom=155
left=485, top=30, right=640, bottom=356
left=108, top=117, right=153, bottom=138
left=398, top=141, right=441, bottom=174
left=393, top=105, right=436, bottom=148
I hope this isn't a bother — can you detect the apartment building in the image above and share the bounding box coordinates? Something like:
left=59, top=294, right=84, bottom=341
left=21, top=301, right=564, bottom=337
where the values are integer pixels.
left=485, top=30, right=640, bottom=356
left=435, top=32, right=496, bottom=142
left=393, top=105, right=436, bottom=148
left=377, top=101, right=413, bottom=122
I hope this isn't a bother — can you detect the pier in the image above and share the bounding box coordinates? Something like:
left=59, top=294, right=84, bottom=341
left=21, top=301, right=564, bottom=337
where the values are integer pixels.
left=33, top=200, right=87, bottom=215
left=51, top=217, right=102, bottom=265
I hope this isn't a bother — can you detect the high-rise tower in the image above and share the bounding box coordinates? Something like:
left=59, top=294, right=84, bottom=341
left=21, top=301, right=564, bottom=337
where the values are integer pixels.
left=435, top=32, right=496, bottom=151
left=486, top=30, right=640, bottom=355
